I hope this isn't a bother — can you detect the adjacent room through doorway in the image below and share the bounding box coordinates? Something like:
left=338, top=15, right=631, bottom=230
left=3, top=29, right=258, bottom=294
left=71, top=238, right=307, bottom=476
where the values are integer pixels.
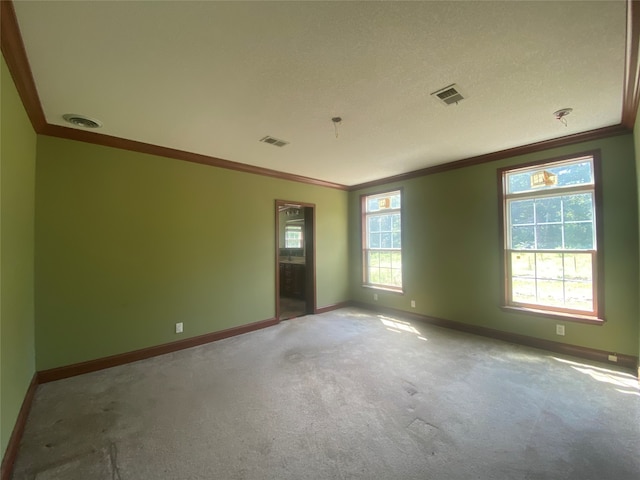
left=276, top=200, right=316, bottom=321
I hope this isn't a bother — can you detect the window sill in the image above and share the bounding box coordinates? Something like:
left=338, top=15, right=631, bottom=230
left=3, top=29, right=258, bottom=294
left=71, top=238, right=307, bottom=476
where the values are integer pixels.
left=362, top=284, right=404, bottom=295
left=501, top=305, right=604, bottom=325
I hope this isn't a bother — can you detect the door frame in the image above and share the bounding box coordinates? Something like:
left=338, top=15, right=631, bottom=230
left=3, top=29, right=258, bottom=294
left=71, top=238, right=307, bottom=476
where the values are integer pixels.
left=275, top=199, right=316, bottom=321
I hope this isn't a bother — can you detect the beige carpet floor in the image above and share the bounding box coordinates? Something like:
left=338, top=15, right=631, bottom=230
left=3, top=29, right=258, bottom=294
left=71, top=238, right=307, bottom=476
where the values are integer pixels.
left=12, top=308, right=640, bottom=479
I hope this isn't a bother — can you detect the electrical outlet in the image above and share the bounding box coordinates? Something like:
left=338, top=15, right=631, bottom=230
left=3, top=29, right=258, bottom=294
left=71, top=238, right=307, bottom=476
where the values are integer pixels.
left=556, top=324, right=565, bottom=336
left=373, top=293, right=378, bottom=301
left=175, top=322, right=183, bottom=334
left=411, top=300, right=416, bottom=308
left=608, top=354, right=618, bottom=363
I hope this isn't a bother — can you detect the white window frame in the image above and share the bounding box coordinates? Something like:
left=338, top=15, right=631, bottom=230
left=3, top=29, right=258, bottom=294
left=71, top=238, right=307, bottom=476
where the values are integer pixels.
left=362, top=190, right=403, bottom=291
left=499, top=152, right=603, bottom=323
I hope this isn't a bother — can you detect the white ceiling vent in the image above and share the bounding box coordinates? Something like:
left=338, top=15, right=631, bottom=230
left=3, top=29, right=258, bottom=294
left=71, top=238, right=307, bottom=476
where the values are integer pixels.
left=62, top=113, right=102, bottom=128
left=260, top=136, right=289, bottom=147
left=431, top=84, right=465, bottom=106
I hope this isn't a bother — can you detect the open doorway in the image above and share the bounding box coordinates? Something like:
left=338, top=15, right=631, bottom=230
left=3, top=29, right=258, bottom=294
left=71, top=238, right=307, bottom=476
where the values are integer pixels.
left=276, top=200, right=316, bottom=321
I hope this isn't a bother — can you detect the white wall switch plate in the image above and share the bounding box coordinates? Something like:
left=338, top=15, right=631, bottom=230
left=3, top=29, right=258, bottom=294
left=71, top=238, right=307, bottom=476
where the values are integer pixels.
left=556, top=324, right=565, bottom=336
left=411, top=300, right=416, bottom=308
left=373, top=293, right=378, bottom=301
left=175, top=322, right=183, bottom=334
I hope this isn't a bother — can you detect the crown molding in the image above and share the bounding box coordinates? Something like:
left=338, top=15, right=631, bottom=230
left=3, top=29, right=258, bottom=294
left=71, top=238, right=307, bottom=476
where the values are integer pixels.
left=622, top=0, right=640, bottom=129
left=0, top=0, right=46, bottom=131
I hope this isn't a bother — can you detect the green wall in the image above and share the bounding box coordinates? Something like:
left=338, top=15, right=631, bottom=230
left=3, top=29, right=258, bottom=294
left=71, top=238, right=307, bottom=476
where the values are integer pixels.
left=35, top=136, right=349, bottom=370
left=1, top=56, right=37, bottom=457
left=350, top=135, right=640, bottom=357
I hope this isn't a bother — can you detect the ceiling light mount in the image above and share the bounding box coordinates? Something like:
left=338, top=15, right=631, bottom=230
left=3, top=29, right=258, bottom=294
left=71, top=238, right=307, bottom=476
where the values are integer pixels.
left=553, top=108, right=573, bottom=127
left=332, top=117, right=342, bottom=138
left=62, top=113, right=102, bottom=129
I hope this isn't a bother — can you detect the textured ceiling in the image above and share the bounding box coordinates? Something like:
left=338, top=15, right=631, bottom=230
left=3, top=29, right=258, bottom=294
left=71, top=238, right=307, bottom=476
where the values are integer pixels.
left=12, top=1, right=627, bottom=186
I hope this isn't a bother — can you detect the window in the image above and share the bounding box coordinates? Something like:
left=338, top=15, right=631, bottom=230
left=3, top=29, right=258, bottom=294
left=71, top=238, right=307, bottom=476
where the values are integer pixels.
left=362, top=190, right=402, bottom=290
left=284, top=224, right=303, bottom=248
left=499, top=153, right=602, bottom=321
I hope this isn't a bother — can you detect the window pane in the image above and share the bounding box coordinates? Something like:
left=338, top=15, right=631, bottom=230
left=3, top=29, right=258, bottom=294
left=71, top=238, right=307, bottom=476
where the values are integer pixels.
left=379, top=268, right=393, bottom=285
left=511, top=226, right=535, bottom=249
left=508, top=252, right=595, bottom=311
left=512, top=278, right=536, bottom=303
left=380, top=215, right=392, bottom=232
left=392, top=213, right=401, bottom=231
left=552, top=161, right=593, bottom=187
left=392, top=232, right=401, bottom=248
left=381, top=233, right=392, bottom=248
left=367, top=198, right=380, bottom=212
left=563, top=193, right=593, bottom=222
left=536, top=280, right=564, bottom=307
left=536, top=224, right=562, bottom=249
left=369, top=233, right=381, bottom=248
left=392, top=268, right=402, bottom=286
left=380, top=252, right=392, bottom=267
left=506, top=158, right=593, bottom=194
left=564, top=223, right=593, bottom=250
left=367, top=191, right=401, bottom=212
left=368, top=251, right=380, bottom=267
left=508, top=172, right=533, bottom=194
left=391, top=251, right=402, bottom=268
left=563, top=253, right=592, bottom=281
left=535, top=197, right=561, bottom=223
left=369, top=216, right=381, bottom=233
left=285, top=238, right=301, bottom=248
left=565, top=281, right=593, bottom=311
left=369, top=267, right=381, bottom=283
left=510, top=199, right=534, bottom=225
left=536, top=252, right=563, bottom=280
left=511, top=252, right=535, bottom=278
